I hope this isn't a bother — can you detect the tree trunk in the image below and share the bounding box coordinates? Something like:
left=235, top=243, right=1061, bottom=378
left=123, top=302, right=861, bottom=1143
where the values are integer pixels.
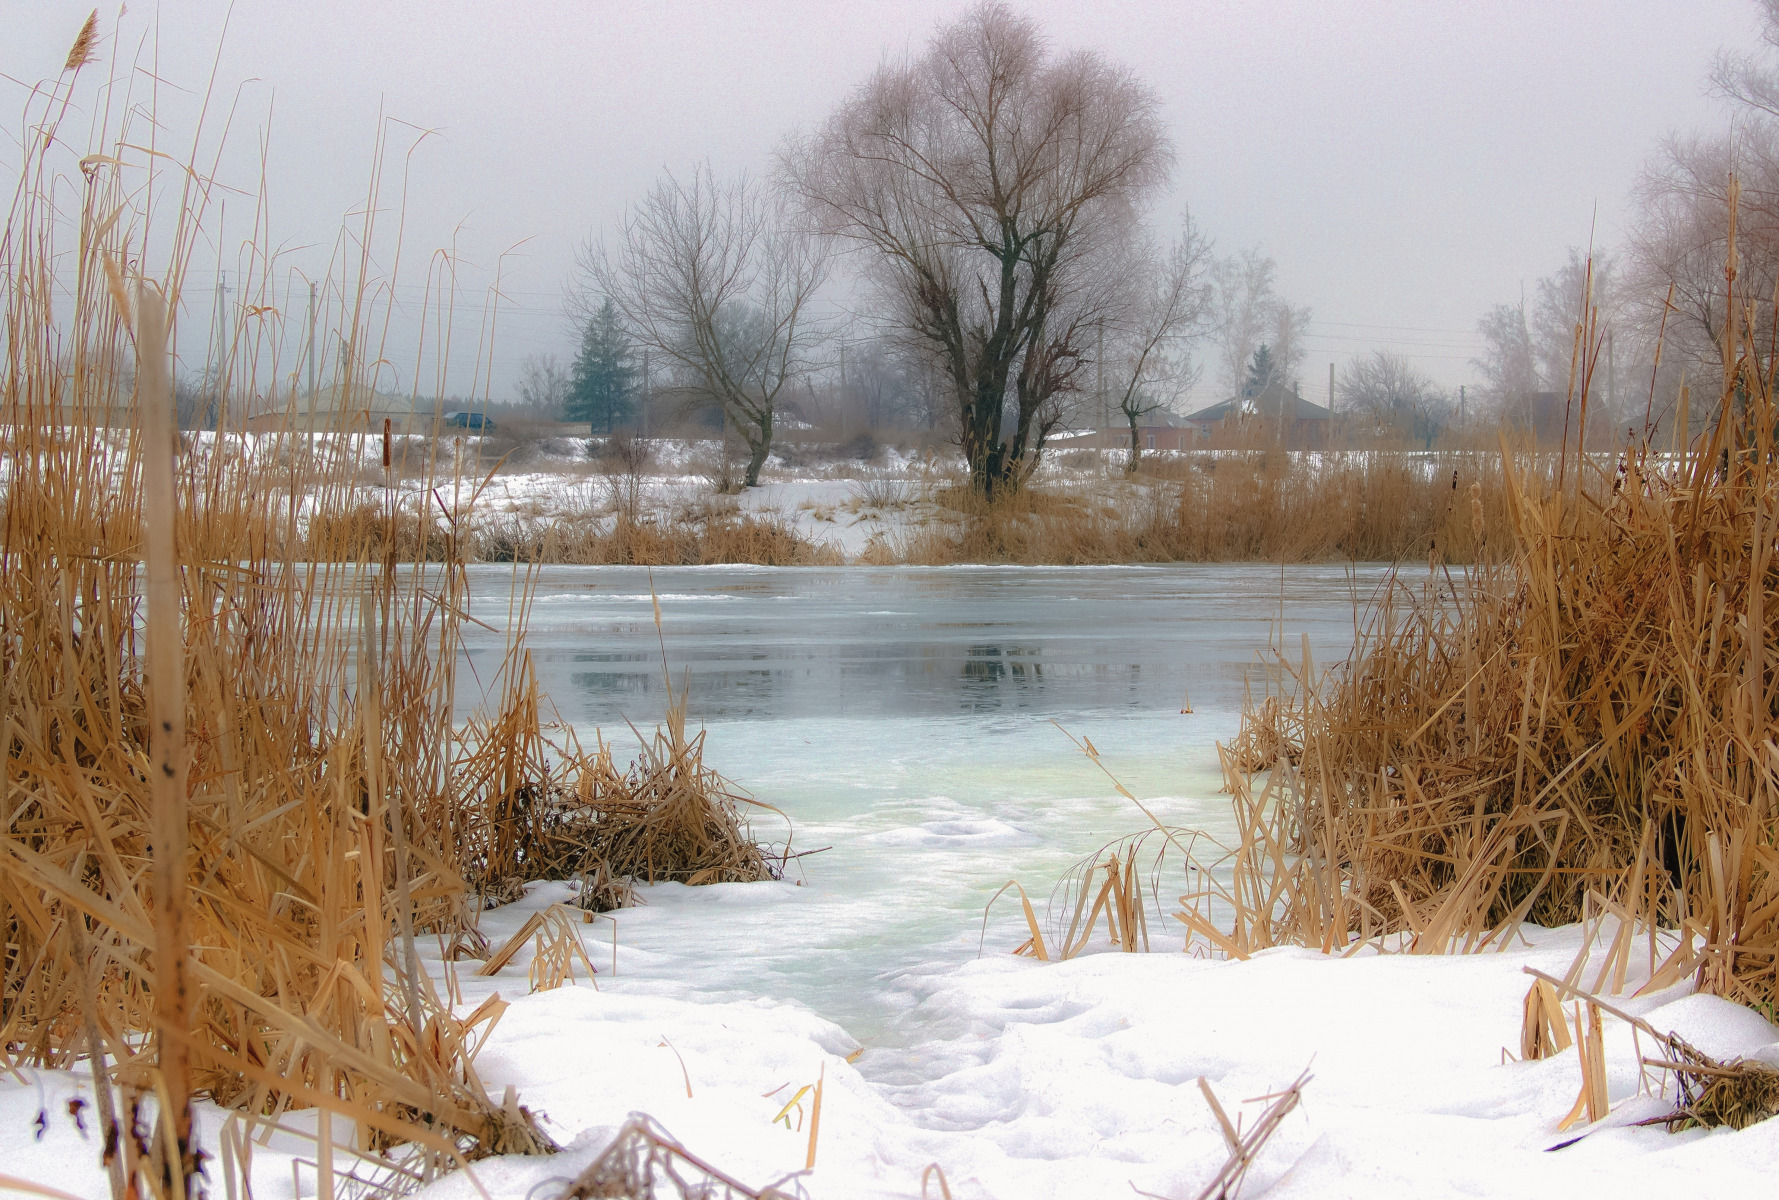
left=742, top=411, right=773, bottom=487
left=1126, top=409, right=1142, bottom=473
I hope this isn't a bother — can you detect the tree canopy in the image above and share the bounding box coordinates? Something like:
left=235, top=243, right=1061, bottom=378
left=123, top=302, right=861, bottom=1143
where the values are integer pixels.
left=781, top=1, right=1172, bottom=495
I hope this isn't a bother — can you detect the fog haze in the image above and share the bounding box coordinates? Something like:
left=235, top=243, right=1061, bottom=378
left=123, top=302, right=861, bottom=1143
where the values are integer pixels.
left=1, top=0, right=1757, bottom=404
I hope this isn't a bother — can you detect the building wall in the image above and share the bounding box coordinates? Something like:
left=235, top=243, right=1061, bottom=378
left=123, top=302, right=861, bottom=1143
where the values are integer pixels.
left=1186, top=415, right=1328, bottom=450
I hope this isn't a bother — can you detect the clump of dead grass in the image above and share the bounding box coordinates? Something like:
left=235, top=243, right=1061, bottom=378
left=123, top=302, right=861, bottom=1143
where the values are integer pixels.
left=897, top=450, right=1518, bottom=565
left=455, top=630, right=783, bottom=903
left=476, top=510, right=842, bottom=566
left=1206, top=374, right=1779, bottom=1013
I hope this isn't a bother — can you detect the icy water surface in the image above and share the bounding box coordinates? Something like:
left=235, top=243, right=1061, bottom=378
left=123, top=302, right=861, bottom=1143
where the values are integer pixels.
left=459, top=564, right=1388, bottom=1043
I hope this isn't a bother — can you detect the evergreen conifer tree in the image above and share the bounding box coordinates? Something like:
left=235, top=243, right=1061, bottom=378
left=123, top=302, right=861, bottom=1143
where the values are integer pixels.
left=566, top=298, right=636, bottom=434
left=1244, top=344, right=1275, bottom=398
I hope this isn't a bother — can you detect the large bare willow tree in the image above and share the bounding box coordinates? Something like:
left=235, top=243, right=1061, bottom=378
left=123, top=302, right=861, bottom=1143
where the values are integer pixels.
left=573, top=164, right=827, bottom=487
left=780, top=2, right=1172, bottom=496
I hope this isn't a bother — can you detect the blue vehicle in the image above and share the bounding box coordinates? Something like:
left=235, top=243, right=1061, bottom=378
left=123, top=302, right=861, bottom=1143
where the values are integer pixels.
left=442, top=411, right=496, bottom=431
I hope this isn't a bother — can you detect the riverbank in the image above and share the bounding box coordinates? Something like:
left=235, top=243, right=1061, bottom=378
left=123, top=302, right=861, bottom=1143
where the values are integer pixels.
left=9, top=885, right=1776, bottom=1200
left=134, top=429, right=1518, bottom=566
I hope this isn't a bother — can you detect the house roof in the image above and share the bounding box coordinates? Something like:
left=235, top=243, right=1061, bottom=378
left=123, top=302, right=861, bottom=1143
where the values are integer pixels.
left=1187, top=377, right=1331, bottom=423
left=1132, top=407, right=1191, bottom=428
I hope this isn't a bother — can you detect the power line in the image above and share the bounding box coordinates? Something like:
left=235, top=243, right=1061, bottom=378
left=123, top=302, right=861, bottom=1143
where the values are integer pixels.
left=1311, top=319, right=1482, bottom=335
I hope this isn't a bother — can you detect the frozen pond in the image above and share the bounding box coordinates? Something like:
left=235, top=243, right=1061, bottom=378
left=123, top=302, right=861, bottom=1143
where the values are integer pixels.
left=460, top=563, right=1390, bottom=1044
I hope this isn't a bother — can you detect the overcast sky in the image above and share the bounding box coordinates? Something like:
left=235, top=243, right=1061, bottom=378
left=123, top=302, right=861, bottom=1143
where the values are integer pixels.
left=2, top=1, right=1765, bottom=407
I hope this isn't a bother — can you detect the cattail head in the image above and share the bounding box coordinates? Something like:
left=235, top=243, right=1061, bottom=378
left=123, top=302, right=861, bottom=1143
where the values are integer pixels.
left=64, top=10, right=99, bottom=73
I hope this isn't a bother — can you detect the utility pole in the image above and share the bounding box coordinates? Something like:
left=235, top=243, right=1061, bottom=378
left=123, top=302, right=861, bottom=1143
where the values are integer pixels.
left=1328, top=361, right=1335, bottom=412
left=839, top=338, right=848, bottom=439
left=1098, top=323, right=1107, bottom=440
left=306, top=280, right=318, bottom=429
left=641, top=348, right=650, bottom=438
left=1460, top=385, right=1467, bottom=429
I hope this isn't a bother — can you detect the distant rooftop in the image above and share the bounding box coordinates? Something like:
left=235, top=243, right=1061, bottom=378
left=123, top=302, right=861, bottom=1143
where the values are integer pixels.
left=1187, top=377, right=1330, bottom=423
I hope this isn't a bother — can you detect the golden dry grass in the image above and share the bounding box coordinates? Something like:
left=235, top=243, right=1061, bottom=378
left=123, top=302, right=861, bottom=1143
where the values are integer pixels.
left=1, top=107, right=567, bottom=1200
left=896, top=449, right=1524, bottom=566
left=1196, top=387, right=1779, bottom=1016
left=455, top=660, right=783, bottom=898
left=480, top=508, right=843, bottom=566
left=0, top=30, right=753, bottom=1199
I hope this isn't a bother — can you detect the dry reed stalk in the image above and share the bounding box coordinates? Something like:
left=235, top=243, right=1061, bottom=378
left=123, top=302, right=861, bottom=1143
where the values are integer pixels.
left=1131, top=1070, right=1311, bottom=1200
left=1194, top=374, right=1779, bottom=1012
left=135, top=282, right=196, bottom=1196
left=1527, top=967, right=1779, bottom=1133
left=896, top=449, right=1519, bottom=566
left=562, top=1114, right=804, bottom=1200
left=1519, top=978, right=1573, bottom=1061
left=804, top=1062, right=823, bottom=1171
left=473, top=904, right=598, bottom=992
left=0, top=27, right=592, bottom=1194
left=982, top=880, right=1051, bottom=960
left=1046, top=837, right=1166, bottom=959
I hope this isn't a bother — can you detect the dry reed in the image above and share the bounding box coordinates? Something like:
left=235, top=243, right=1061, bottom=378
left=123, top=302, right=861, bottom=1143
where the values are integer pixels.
left=1196, top=358, right=1779, bottom=1018
left=896, top=449, right=1521, bottom=566
left=455, top=650, right=784, bottom=898
left=0, top=25, right=590, bottom=1194
left=478, top=509, right=842, bottom=566
left=3, top=23, right=794, bottom=1199
left=561, top=1114, right=803, bottom=1199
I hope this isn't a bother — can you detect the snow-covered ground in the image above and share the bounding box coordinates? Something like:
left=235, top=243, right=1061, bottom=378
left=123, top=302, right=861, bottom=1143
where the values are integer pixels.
left=420, top=890, right=1779, bottom=1200
left=8, top=887, right=1777, bottom=1200
left=468, top=436, right=961, bottom=560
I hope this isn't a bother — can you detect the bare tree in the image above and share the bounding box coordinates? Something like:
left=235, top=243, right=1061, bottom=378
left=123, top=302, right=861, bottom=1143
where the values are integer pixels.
left=780, top=2, right=1171, bottom=496
left=1475, top=250, right=1636, bottom=434
left=1337, top=350, right=1449, bottom=445
left=1210, top=249, right=1276, bottom=397
left=1472, top=299, right=1539, bottom=409
left=1208, top=248, right=1309, bottom=398
left=846, top=339, right=920, bottom=429
left=1104, top=210, right=1212, bottom=469
left=1714, top=1, right=1779, bottom=111
left=516, top=352, right=569, bottom=416
left=1627, top=2, right=1779, bottom=410
left=573, top=164, right=827, bottom=487
left=1267, top=300, right=1313, bottom=391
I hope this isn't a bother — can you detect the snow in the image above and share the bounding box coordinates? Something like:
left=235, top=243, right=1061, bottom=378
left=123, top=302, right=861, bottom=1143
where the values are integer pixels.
left=378, top=891, right=1779, bottom=1200
left=16, top=892, right=1771, bottom=1200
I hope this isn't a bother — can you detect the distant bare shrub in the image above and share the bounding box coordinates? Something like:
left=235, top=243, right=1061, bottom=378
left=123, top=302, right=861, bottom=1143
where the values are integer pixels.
left=848, top=472, right=913, bottom=510
left=840, top=430, right=880, bottom=461
left=599, top=433, right=654, bottom=526
left=689, top=438, right=744, bottom=495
